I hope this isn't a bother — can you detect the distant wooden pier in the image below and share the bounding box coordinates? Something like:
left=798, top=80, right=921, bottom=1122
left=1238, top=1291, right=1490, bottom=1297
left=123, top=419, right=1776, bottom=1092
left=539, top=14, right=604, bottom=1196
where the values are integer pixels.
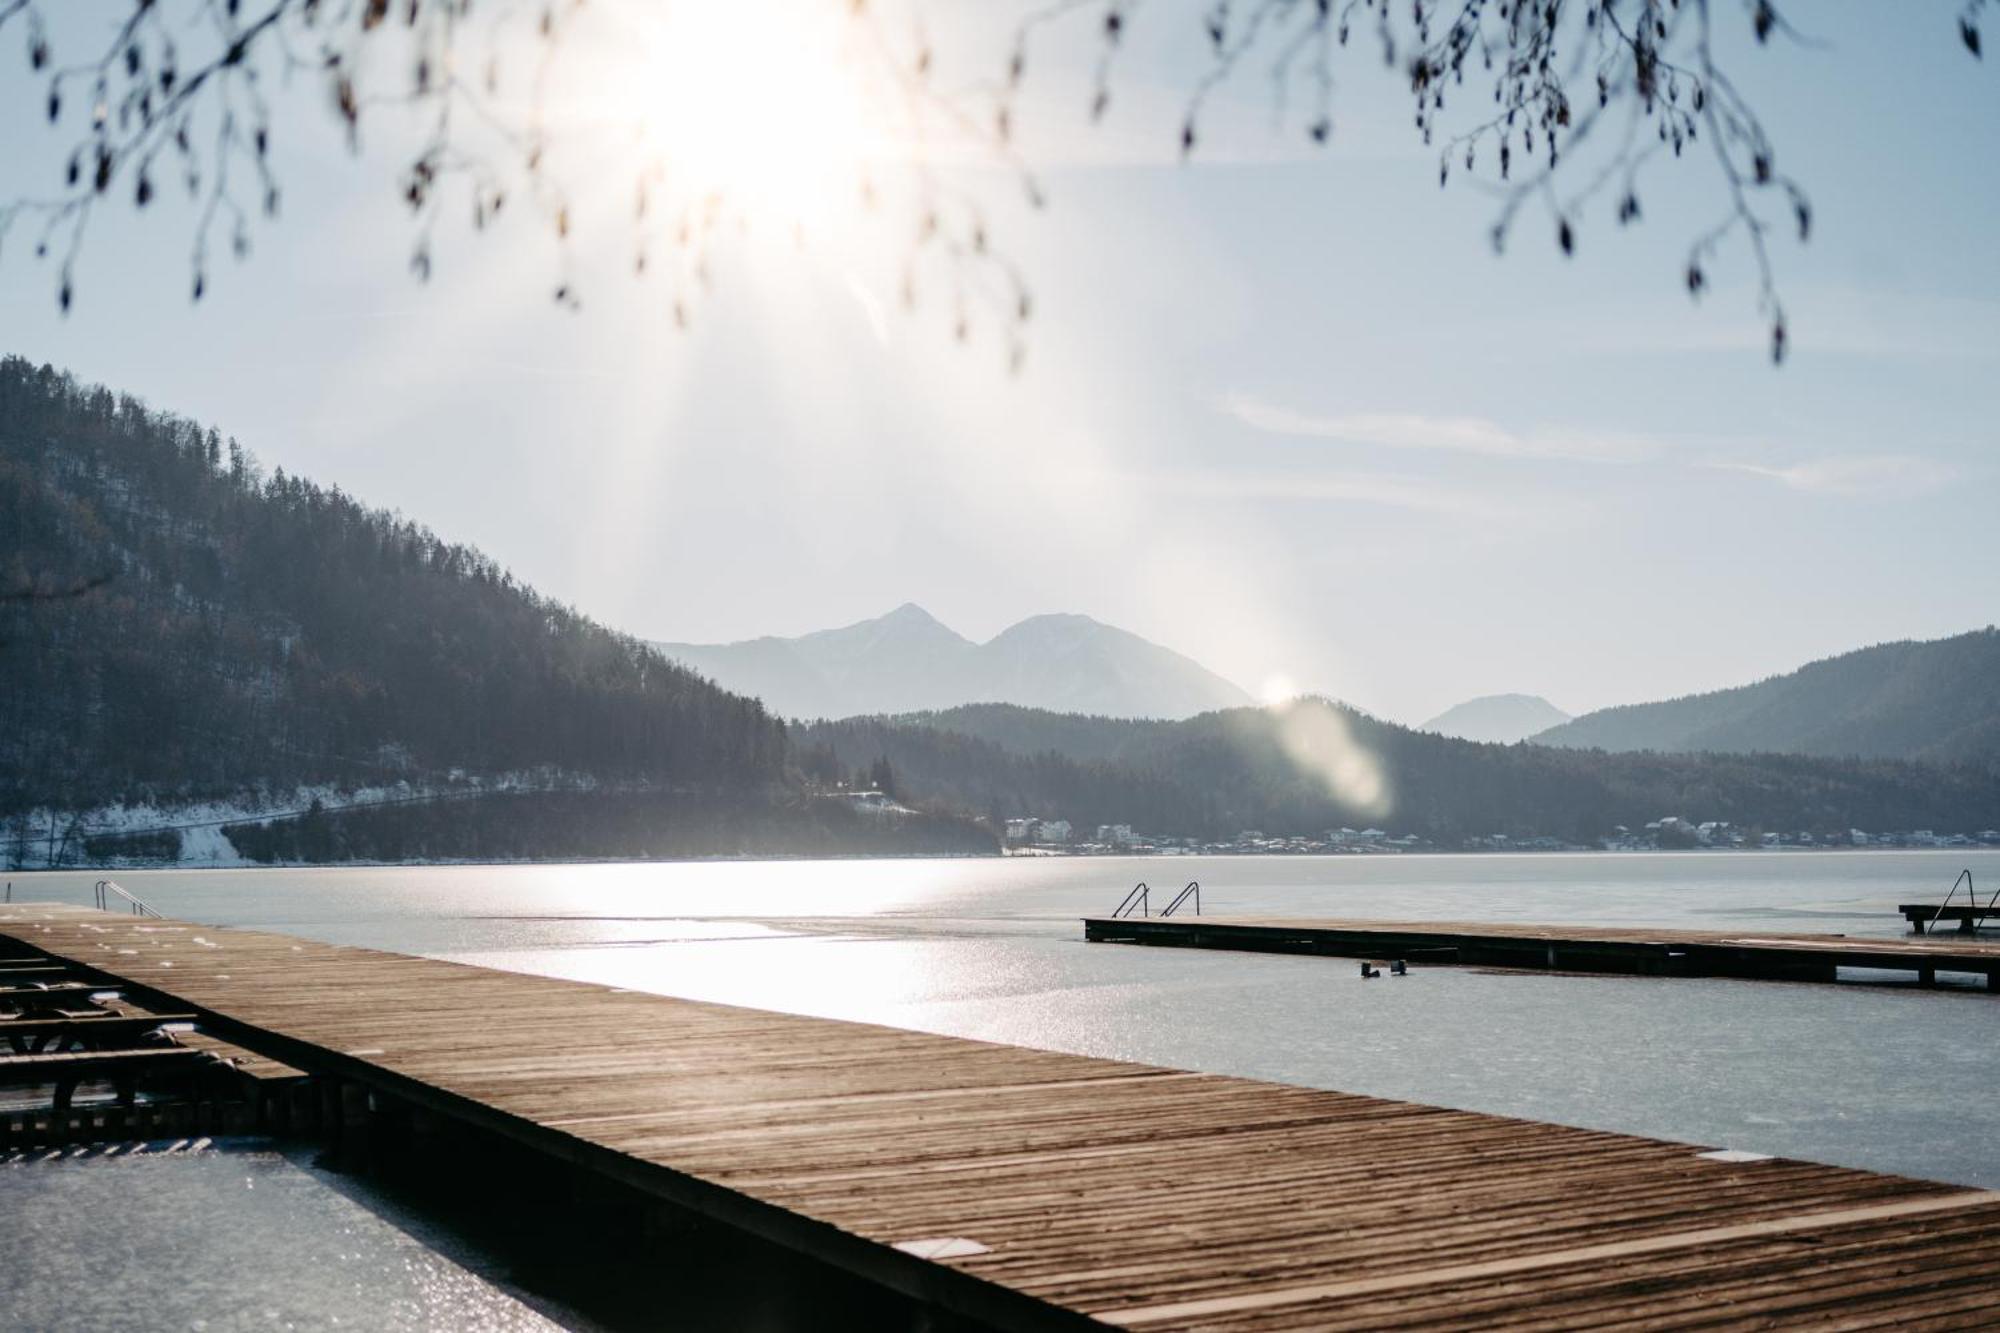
left=8, top=901, right=2000, bottom=1329
left=1902, top=902, right=2000, bottom=934
left=1085, top=915, right=2000, bottom=990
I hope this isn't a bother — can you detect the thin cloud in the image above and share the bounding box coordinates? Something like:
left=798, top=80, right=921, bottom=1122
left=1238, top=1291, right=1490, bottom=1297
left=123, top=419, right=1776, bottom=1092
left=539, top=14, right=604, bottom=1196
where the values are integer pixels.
left=1150, top=470, right=1518, bottom=520
left=1704, top=455, right=1957, bottom=497
left=1224, top=395, right=1656, bottom=463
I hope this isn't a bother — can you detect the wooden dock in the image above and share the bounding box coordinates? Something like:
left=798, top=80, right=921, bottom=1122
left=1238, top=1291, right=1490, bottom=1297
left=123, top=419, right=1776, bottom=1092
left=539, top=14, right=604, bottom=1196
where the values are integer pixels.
left=1085, top=915, right=2000, bottom=991
left=8, top=901, right=2000, bottom=1330
left=1902, top=902, right=2000, bottom=934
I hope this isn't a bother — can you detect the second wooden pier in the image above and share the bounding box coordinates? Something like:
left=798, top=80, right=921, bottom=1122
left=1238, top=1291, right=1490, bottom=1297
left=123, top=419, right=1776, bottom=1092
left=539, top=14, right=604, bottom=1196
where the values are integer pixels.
left=1085, top=914, right=2000, bottom=989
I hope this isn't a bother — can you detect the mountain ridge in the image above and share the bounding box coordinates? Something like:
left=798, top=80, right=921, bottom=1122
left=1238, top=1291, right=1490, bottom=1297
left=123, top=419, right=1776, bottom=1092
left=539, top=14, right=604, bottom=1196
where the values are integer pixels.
left=655, top=605, right=1252, bottom=721
left=796, top=697, right=2000, bottom=844
left=1532, top=629, right=2000, bottom=765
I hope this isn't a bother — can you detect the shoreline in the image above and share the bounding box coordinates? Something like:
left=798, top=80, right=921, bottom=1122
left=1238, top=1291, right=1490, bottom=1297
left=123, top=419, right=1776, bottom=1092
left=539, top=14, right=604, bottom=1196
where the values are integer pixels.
left=6, top=843, right=1992, bottom=877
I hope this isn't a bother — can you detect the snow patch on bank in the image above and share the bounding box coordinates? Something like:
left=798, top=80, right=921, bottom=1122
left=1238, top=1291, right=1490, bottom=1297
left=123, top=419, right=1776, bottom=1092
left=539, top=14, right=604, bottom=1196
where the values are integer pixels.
left=3, top=771, right=586, bottom=870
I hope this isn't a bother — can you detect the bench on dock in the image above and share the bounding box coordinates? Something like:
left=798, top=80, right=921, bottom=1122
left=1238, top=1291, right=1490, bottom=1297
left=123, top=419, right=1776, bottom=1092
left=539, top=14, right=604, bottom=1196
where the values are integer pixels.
left=0, top=983, right=117, bottom=1020
left=0, top=981, right=104, bottom=999
left=0, top=964, right=71, bottom=983
left=0, top=1046, right=207, bottom=1110
left=0, top=1013, right=197, bottom=1054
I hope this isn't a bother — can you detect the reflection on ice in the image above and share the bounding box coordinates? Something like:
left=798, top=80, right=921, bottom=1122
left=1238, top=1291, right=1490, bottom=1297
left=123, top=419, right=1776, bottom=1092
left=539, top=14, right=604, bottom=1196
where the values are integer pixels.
left=3, top=1142, right=558, bottom=1331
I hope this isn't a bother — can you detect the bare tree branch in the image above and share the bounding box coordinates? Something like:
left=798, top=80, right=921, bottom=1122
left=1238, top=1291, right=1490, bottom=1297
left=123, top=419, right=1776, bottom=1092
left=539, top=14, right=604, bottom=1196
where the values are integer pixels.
left=0, top=1, right=1987, bottom=364
left=994, top=0, right=1986, bottom=361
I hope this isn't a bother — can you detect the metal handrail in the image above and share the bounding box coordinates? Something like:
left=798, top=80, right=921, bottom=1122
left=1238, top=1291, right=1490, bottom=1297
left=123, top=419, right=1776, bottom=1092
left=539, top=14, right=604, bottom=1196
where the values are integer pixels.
left=1111, top=882, right=1150, bottom=919
left=94, top=878, right=162, bottom=918
left=1160, top=881, right=1201, bottom=918
left=1925, top=870, right=1996, bottom=935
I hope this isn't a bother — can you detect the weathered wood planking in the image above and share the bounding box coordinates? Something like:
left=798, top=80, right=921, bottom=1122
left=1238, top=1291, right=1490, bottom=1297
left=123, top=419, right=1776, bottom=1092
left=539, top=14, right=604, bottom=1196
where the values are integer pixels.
left=6, top=901, right=2000, bottom=1331
left=1086, top=914, right=2000, bottom=990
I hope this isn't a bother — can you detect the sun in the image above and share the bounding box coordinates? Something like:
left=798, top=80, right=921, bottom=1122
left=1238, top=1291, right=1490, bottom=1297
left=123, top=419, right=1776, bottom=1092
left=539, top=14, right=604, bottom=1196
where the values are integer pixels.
left=1260, top=674, right=1300, bottom=707
left=614, top=2, right=885, bottom=234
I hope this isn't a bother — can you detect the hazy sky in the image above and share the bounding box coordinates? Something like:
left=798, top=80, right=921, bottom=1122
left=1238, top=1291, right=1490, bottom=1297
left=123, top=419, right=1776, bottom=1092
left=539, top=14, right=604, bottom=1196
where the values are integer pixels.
left=2, top=2, right=1995, bottom=724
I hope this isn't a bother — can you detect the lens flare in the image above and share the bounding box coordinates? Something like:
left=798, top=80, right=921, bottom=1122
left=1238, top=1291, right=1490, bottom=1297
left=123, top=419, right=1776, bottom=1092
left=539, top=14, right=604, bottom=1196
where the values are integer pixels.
left=1270, top=697, right=1393, bottom=821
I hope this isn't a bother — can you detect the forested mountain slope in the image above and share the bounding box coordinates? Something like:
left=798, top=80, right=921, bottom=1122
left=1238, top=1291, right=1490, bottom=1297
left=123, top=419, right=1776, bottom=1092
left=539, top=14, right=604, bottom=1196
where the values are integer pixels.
left=0, top=356, right=792, bottom=815
left=798, top=699, right=2000, bottom=842
left=1534, top=631, right=2000, bottom=766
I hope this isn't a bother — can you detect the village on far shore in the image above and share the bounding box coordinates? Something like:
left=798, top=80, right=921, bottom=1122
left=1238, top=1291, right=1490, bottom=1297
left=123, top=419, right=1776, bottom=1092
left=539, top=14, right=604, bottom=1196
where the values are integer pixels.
left=992, top=812, right=2000, bottom=857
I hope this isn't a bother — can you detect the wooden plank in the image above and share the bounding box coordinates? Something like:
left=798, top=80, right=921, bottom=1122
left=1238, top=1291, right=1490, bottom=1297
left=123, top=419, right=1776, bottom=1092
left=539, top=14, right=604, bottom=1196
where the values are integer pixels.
left=4, top=899, right=1999, bottom=1332
left=1094, top=1191, right=2000, bottom=1326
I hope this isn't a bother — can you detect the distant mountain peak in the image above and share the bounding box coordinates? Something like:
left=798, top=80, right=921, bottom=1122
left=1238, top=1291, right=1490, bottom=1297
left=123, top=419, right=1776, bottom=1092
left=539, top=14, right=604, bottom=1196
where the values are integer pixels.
left=655, top=606, right=1250, bottom=721
left=1005, top=611, right=1098, bottom=626
left=987, top=612, right=1111, bottom=643
left=798, top=603, right=972, bottom=648
left=1421, top=694, right=1572, bottom=745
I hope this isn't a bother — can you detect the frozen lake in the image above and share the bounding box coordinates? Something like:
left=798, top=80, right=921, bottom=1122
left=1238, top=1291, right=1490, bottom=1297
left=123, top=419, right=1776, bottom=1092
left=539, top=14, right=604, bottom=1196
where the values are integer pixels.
left=10, top=849, right=1998, bottom=1187
left=1, top=1140, right=562, bottom=1331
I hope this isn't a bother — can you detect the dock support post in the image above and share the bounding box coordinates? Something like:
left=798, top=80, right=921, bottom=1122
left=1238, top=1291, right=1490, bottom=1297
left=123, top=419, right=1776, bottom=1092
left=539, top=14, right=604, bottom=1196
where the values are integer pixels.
left=334, top=1081, right=373, bottom=1170
left=1918, top=966, right=1937, bottom=988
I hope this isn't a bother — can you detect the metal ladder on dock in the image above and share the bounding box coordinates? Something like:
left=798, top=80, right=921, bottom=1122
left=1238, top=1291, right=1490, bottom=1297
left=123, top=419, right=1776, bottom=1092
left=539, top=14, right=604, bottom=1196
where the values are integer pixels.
left=1925, top=870, right=1998, bottom=935
left=1108, top=881, right=1200, bottom=919
left=94, top=879, right=162, bottom=918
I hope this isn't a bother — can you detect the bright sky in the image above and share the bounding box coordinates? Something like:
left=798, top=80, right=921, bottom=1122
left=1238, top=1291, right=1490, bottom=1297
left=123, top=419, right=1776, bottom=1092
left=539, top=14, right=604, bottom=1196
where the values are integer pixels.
left=1, top=2, right=1994, bottom=725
